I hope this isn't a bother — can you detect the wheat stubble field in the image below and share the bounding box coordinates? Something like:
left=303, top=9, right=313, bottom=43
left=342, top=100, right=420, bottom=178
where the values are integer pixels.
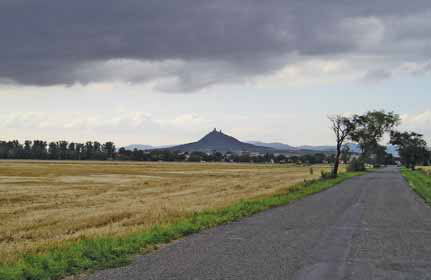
left=0, top=160, right=335, bottom=265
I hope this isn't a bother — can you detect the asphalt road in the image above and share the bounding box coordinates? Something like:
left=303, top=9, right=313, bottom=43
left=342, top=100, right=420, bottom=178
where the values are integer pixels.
left=87, top=167, right=431, bottom=280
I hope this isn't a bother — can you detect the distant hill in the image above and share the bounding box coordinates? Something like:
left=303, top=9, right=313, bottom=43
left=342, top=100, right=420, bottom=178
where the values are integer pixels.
left=249, top=141, right=337, bottom=153
left=248, top=141, right=298, bottom=151
left=248, top=141, right=398, bottom=156
left=124, top=134, right=399, bottom=156
left=125, top=132, right=334, bottom=155
left=298, top=143, right=364, bottom=154
left=167, top=129, right=275, bottom=153
left=297, top=145, right=337, bottom=152
left=298, top=143, right=398, bottom=156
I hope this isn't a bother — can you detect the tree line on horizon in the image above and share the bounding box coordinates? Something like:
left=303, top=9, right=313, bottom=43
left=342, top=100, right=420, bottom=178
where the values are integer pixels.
left=0, top=139, right=370, bottom=164
left=0, top=140, right=115, bottom=160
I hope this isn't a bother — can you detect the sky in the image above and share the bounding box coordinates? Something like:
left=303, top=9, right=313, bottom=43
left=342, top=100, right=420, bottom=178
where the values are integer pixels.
left=1, top=0, right=431, bottom=147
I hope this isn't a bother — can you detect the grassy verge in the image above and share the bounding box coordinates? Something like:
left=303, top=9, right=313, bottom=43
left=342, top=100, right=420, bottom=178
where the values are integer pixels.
left=402, top=168, right=431, bottom=204
left=0, top=171, right=365, bottom=280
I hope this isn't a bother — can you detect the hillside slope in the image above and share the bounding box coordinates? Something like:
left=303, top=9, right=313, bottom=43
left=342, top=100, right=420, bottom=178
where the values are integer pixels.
left=168, top=129, right=274, bottom=153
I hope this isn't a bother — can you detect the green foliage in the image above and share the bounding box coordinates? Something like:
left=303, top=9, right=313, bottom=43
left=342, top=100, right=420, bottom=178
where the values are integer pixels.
left=102, top=142, right=116, bottom=159
left=0, top=140, right=115, bottom=161
left=329, top=110, right=399, bottom=175
left=0, top=171, right=366, bottom=280
left=390, top=131, right=429, bottom=170
left=350, top=110, right=400, bottom=157
left=371, top=144, right=389, bottom=167
left=402, top=168, right=431, bottom=204
left=347, top=158, right=366, bottom=172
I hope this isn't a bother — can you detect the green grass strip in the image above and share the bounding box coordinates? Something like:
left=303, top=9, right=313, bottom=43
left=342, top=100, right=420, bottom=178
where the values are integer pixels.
left=0, top=171, right=366, bottom=280
left=402, top=168, right=431, bottom=205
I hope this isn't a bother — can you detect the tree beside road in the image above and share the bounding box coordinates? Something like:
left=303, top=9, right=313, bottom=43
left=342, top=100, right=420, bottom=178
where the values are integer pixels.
left=330, top=110, right=400, bottom=177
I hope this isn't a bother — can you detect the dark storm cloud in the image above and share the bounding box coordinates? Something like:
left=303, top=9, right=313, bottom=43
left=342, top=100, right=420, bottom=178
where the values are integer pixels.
left=1, top=0, right=430, bottom=91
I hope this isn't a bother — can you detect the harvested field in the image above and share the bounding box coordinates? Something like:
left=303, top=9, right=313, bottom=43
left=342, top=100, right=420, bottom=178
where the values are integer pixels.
left=0, top=160, right=337, bottom=264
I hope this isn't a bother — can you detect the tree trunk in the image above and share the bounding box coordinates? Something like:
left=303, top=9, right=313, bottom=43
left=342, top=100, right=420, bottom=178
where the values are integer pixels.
left=332, top=144, right=341, bottom=178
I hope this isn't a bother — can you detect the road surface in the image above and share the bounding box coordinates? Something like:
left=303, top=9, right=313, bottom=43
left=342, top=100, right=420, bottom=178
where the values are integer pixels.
left=87, top=167, right=431, bottom=279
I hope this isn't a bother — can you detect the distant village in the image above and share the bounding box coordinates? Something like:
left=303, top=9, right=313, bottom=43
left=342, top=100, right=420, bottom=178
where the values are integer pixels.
left=115, top=147, right=367, bottom=165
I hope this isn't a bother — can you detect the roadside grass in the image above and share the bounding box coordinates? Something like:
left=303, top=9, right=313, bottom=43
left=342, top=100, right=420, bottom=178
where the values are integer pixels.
left=402, top=167, right=431, bottom=204
left=0, top=170, right=365, bottom=280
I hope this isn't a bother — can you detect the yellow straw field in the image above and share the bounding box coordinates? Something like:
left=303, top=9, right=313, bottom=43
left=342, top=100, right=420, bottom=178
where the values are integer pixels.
left=0, top=160, right=334, bottom=264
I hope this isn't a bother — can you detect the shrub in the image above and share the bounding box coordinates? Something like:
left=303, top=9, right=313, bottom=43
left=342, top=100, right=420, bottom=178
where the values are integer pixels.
left=347, top=158, right=366, bottom=172
left=320, top=170, right=333, bottom=179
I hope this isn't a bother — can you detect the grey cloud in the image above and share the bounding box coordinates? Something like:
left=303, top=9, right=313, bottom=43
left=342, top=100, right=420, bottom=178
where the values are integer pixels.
left=1, top=0, right=431, bottom=91
left=361, top=69, right=392, bottom=83
left=399, top=62, right=431, bottom=76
